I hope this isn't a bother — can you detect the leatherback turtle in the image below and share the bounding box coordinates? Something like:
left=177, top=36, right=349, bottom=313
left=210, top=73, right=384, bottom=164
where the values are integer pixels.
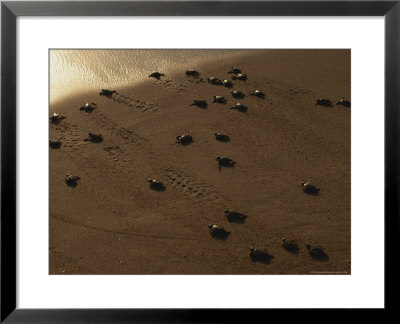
left=301, top=181, right=320, bottom=195
left=282, top=238, right=299, bottom=253
left=306, top=244, right=328, bottom=260
left=315, top=98, right=332, bottom=107
left=80, top=102, right=97, bottom=113
left=231, top=90, right=245, bottom=99
left=176, top=133, right=193, bottom=145
left=149, top=72, right=165, bottom=80
left=250, top=247, right=273, bottom=264
left=250, top=90, right=265, bottom=98
left=49, top=113, right=66, bottom=124
left=207, top=77, right=223, bottom=85
left=214, top=133, right=230, bottom=142
left=190, top=100, right=208, bottom=108
left=208, top=224, right=231, bottom=239
left=147, top=179, right=165, bottom=191
left=99, top=89, right=116, bottom=98
left=186, top=69, right=199, bottom=76
left=224, top=210, right=247, bottom=223
left=212, top=96, right=227, bottom=104
left=216, top=156, right=236, bottom=168
left=65, top=174, right=80, bottom=187
left=232, top=73, right=247, bottom=81
left=84, top=133, right=103, bottom=143
left=49, top=139, right=61, bottom=149
left=230, top=103, right=248, bottom=112
left=228, top=67, right=241, bottom=74
left=222, top=79, right=233, bottom=88
left=336, top=97, right=351, bottom=107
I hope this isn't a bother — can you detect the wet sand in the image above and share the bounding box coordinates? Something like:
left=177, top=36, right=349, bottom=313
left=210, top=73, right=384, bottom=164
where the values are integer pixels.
left=49, top=50, right=351, bottom=274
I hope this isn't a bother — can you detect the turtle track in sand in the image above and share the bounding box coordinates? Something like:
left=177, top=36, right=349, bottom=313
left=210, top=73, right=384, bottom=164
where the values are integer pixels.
left=51, top=118, right=136, bottom=178
left=91, top=110, right=149, bottom=145
left=155, top=78, right=187, bottom=93
left=51, top=213, right=200, bottom=242
left=52, top=112, right=227, bottom=209
left=186, top=76, right=205, bottom=84
left=102, top=145, right=132, bottom=172
left=162, top=167, right=224, bottom=207
left=87, top=111, right=225, bottom=208
left=247, top=76, right=314, bottom=101
left=53, top=121, right=87, bottom=160
left=103, top=92, right=160, bottom=112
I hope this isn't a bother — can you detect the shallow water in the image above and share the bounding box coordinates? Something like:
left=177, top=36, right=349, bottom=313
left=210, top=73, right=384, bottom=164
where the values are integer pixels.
left=50, top=49, right=246, bottom=103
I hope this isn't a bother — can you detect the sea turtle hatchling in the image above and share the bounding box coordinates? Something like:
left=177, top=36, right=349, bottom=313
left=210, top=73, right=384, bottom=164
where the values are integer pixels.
left=65, top=174, right=80, bottom=187
left=49, top=113, right=66, bottom=124
left=212, top=96, right=227, bottom=104
left=301, top=181, right=320, bottom=195
left=306, top=244, right=328, bottom=260
left=250, top=247, right=274, bottom=263
left=190, top=100, right=208, bottom=108
left=216, top=156, right=236, bottom=168
left=232, top=73, right=247, bottom=81
left=336, top=97, right=351, bottom=107
left=147, top=179, right=166, bottom=191
left=214, top=133, right=230, bottom=142
left=208, top=224, right=231, bottom=239
left=149, top=72, right=165, bottom=80
left=207, top=77, right=223, bottom=85
left=224, top=210, right=247, bottom=223
left=49, top=139, right=61, bottom=149
left=230, top=103, right=248, bottom=112
left=315, top=98, right=332, bottom=107
left=99, top=89, right=116, bottom=98
left=176, top=133, right=193, bottom=145
left=84, top=133, right=103, bottom=143
left=222, top=79, right=233, bottom=88
left=186, top=69, right=199, bottom=76
left=80, top=102, right=97, bottom=113
left=231, top=90, right=245, bottom=99
left=250, top=90, right=265, bottom=98
left=282, top=238, right=299, bottom=253
left=228, top=67, right=241, bottom=74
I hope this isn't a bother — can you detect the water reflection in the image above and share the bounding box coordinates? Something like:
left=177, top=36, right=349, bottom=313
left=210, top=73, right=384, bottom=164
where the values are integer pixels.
left=50, top=49, right=245, bottom=103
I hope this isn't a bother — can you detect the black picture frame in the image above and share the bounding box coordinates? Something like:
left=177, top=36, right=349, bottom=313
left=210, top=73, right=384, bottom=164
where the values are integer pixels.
left=1, top=0, right=398, bottom=322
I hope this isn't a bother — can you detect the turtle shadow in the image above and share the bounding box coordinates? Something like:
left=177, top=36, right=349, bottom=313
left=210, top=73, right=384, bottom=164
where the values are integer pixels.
left=84, top=138, right=103, bottom=143
left=80, top=107, right=96, bottom=113
left=304, top=191, right=320, bottom=196
left=250, top=256, right=273, bottom=265
left=49, top=143, right=61, bottom=149
left=177, top=141, right=193, bottom=147
left=210, top=233, right=230, bottom=241
left=310, top=254, right=329, bottom=262
left=283, top=247, right=300, bottom=255
left=151, top=186, right=166, bottom=192
left=316, top=103, right=333, bottom=108
left=192, top=105, right=208, bottom=109
left=226, top=217, right=247, bottom=224
left=230, top=108, right=248, bottom=113
left=66, top=181, right=78, bottom=188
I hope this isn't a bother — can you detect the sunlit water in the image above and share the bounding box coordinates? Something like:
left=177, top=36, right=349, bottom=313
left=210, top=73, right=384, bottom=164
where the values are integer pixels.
left=50, top=49, right=247, bottom=103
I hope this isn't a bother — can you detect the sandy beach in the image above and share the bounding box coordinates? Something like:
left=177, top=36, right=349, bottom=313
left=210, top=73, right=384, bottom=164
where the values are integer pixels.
left=49, top=49, right=350, bottom=274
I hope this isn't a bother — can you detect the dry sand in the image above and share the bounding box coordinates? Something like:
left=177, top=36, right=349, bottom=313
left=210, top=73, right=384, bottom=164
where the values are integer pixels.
left=50, top=50, right=350, bottom=274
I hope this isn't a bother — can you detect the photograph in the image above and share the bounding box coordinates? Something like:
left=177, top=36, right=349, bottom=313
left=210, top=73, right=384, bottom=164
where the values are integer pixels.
left=49, top=49, right=351, bottom=275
